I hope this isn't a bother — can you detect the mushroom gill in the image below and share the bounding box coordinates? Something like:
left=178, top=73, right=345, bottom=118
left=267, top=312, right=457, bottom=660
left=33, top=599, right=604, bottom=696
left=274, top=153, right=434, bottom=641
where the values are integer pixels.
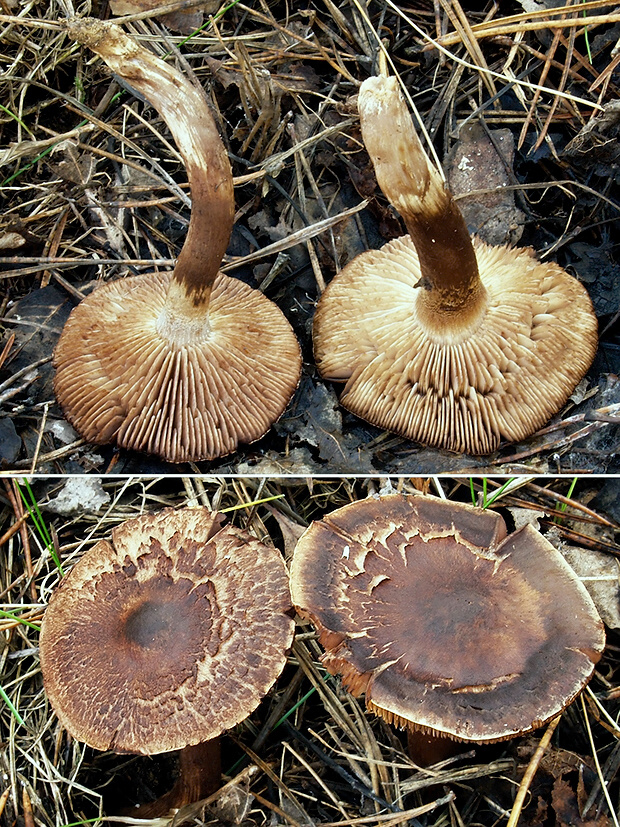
left=53, top=19, right=301, bottom=463
left=313, top=75, right=598, bottom=455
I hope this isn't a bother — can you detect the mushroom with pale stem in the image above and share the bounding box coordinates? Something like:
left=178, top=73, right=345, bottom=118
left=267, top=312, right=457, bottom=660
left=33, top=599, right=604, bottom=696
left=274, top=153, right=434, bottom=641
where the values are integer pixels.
left=313, top=75, right=598, bottom=455
left=290, top=492, right=605, bottom=763
left=53, top=19, right=302, bottom=463
left=39, top=507, right=295, bottom=816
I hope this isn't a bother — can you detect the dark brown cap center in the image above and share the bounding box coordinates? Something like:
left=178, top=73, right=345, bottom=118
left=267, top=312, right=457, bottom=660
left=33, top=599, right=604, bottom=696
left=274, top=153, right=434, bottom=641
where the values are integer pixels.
left=124, top=599, right=184, bottom=649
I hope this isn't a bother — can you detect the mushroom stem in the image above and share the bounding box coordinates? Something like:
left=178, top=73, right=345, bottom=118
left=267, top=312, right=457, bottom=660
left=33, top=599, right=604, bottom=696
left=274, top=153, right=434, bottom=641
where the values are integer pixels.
left=172, top=740, right=223, bottom=807
left=406, top=729, right=462, bottom=767
left=129, top=739, right=222, bottom=817
left=357, top=76, right=487, bottom=328
left=66, top=18, right=234, bottom=311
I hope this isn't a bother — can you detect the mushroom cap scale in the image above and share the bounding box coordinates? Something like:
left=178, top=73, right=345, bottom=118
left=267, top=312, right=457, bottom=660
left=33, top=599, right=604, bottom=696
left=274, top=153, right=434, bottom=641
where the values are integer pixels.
left=53, top=271, right=302, bottom=463
left=314, top=236, right=597, bottom=455
left=290, top=493, right=605, bottom=743
left=40, top=507, right=294, bottom=755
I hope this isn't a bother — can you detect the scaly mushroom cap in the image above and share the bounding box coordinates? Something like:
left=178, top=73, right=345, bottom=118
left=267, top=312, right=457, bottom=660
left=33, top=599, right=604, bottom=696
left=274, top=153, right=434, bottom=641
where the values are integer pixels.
left=40, top=507, right=294, bottom=754
left=53, top=271, right=302, bottom=463
left=314, top=237, right=597, bottom=455
left=313, top=75, right=597, bottom=455
left=290, top=493, right=605, bottom=742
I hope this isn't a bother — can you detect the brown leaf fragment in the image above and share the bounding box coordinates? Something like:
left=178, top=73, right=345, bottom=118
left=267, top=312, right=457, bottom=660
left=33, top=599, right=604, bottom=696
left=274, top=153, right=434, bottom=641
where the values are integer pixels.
left=552, top=776, right=611, bottom=827
left=559, top=545, right=620, bottom=629
left=265, top=506, right=306, bottom=562
left=445, top=123, right=525, bottom=245
left=528, top=796, right=548, bottom=826
left=564, top=101, right=620, bottom=162
left=0, top=232, right=26, bottom=250
left=49, top=140, right=94, bottom=187
left=518, top=738, right=590, bottom=778
left=109, top=0, right=219, bottom=34
left=348, top=158, right=378, bottom=199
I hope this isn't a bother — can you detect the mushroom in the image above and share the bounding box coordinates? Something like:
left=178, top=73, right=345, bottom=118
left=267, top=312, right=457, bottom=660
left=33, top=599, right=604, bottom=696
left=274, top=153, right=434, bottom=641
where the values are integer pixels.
left=39, top=506, right=294, bottom=815
left=290, top=492, right=605, bottom=760
left=54, top=19, right=302, bottom=463
left=313, top=75, right=598, bottom=455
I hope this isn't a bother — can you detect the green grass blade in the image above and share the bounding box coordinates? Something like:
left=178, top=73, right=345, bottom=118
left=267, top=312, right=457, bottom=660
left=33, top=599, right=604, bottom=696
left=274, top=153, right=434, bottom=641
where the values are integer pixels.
left=0, top=683, right=25, bottom=726
left=482, top=477, right=516, bottom=508
left=554, top=477, right=578, bottom=523
left=0, top=608, right=40, bottom=632
left=15, top=480, right=64, bottom=574
left=0, top=103, right=33, bottom=136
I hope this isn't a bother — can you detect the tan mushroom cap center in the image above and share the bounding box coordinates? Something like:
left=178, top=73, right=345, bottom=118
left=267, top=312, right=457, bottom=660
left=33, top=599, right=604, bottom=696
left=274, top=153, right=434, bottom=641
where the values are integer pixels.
left=291, top=494, right=605, bottom=743
left=40, top=508, right=294, bottom=755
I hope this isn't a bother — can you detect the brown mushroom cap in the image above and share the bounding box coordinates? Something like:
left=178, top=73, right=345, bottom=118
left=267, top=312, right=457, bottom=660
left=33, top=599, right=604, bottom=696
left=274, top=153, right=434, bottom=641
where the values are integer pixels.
left=313, top=76, right=597, bottom=455
left=40, top=507, right=294, bottom=754
left=53, top=271, right=302, bottom=463
left=290, top=493, right=605, bottom=743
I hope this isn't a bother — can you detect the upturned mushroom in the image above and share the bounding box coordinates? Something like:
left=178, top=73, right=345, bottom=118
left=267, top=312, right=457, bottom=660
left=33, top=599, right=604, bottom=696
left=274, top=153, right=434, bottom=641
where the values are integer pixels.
left=39, top=507, right=294, bottom=815
left=290, top=492, right=605, bottom=757
left=54, top=19, right=301, bottom=463
left=313, top=75, right=598, bottom=455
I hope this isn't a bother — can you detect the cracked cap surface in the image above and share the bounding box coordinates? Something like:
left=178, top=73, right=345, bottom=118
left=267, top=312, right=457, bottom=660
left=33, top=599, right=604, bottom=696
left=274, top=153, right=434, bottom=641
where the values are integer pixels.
left=290, top=493, right=605, bottom=742
left=40, top=507, right=294, bottom=754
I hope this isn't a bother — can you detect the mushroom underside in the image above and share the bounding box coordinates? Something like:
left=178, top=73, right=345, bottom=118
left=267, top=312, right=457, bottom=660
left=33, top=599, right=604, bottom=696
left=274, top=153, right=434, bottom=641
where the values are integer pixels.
left=53, top=271, right=302, bottom=463
left=291, top=493, right=605, bottom=743
left=313, top=236, right=597, bottom=454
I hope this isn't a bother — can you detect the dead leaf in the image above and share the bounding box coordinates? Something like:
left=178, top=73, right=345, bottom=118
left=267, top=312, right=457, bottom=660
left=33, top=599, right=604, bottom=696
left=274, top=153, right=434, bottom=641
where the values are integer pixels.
left=109, top=0, right=219, bottom=34
left=265, top=505, right=306, bottom=561
left=518, top=738, right=588, bottom=778
left=0, top=126, right=94, bottom=168
left=559, top=544, right=620, bottom=629
left=49, top=140, right=94, bottom=186
left=507, top=506, right=547, bottom=532
left=0, top=232, right=26, bottom=250
left=171, top=765, right=259, bottom=827
left=564, top=101, right=620, bottom=161
left=445, top=122, right=525, bottom=245
left=552, top=776, right=611, bottom=827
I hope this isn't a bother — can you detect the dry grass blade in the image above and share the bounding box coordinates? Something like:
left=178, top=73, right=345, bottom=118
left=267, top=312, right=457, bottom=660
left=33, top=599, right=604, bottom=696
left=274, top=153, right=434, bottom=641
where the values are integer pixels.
left=432, top=5, right=620, bottom=48
left=437, top=0, right=497, bottom=99
left=580, top=695, right=620, bottom=827
left=505, top=716, right=562, bottom=827
left=383, top=0, right=606, bottom=111
left=222, top=201, right=369, bottom=273
left=1, top=0, right=619, bottom=475
left=0, top=476, right=619, bottom=827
